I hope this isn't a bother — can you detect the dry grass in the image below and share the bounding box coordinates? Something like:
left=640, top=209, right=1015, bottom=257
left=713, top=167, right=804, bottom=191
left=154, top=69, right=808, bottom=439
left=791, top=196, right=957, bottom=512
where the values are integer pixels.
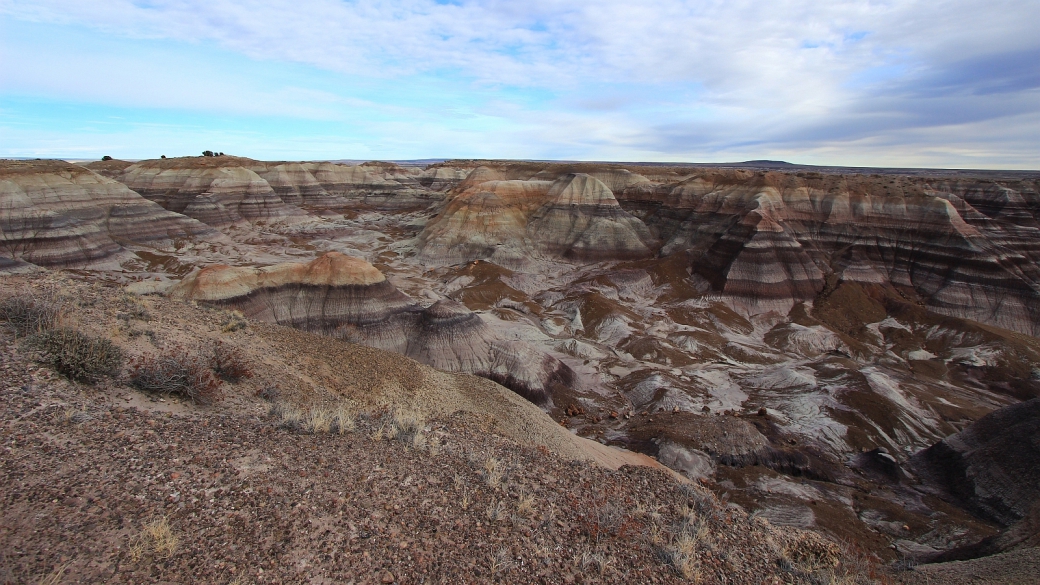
left=489, top=546, right=515, bottom=575
left=55, top=407, right=91, bottom=425
left=516, top=490, right=536, bottom=517
left=272, top=403, right=304, bottom=431
left=306, top=407, right=334, bottom=434
left=35, top=562, right=69, bottom=585
left=219, top=310, right=248, bottom=333
left=650, top=500, right=712, bottom=582
left=130, top=517, right=179, bottom=562
left=271, top=401, right=357, bottom=435
left=781, top=533, right=841, bottom=574
left=485, top=499, right=507, bottom=523
left=580, top=551, right=615, bottom=576
left=388, top=409, right=425, bottom=447
left=482, top=456, right=503, bottom=489
left=332, top=403, right=355, bottom=434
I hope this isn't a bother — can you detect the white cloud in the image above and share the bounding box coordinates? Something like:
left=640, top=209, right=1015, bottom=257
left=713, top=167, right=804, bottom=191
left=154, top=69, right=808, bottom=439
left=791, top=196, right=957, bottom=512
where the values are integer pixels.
left=1, top=0, right=1039, bottom=165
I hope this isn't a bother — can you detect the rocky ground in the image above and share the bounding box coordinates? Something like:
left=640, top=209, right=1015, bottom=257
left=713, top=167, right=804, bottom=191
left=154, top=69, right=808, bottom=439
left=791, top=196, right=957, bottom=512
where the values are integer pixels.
left=0, top=273, right=881, bottom=584
left=4, top=156, right=1039, bottom=581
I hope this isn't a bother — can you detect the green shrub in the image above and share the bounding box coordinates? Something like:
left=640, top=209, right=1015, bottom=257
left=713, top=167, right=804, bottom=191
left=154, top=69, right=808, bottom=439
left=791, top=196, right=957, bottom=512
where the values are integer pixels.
left=33, top=328, right=123, bottom=384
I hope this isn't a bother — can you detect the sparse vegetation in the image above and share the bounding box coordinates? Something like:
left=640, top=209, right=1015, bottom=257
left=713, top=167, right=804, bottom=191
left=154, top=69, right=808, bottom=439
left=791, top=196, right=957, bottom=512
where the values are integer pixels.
left=516, top=489, right=536, bottom=517
left=482, top=456, right=503, bottom=489
left=35, top=562, right=70, bottom=585
left=32, top=328, right=124, bottom=384
left=270, top=401, right=357, bottom=435
left=56, top=407, right=91, bottom=425
left=780, top=532, right=842, bottom=574
left=306, top=407, right=334, bottom=433
left=220, top=310, right=248, bottom=333
left=128, top=347, right=221, bottom=404
left=387, top=409, right=425, bottom=447
left=0, top=295, right=61, bottom=337
left=210, top=341, right=252, bottom=382
left=129, top=517, right=179, bottom=562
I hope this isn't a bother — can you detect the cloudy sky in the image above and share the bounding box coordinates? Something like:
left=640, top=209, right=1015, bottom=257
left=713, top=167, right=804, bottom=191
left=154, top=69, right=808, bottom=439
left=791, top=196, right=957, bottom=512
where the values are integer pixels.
left=2, top=1, right=1038, bottom=167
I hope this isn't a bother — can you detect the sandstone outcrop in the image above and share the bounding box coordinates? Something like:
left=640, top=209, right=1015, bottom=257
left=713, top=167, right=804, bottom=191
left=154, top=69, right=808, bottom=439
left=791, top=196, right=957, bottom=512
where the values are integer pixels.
left=0, top=159, right=218, bottom=270
left=170, top=252, right=574, bottom=404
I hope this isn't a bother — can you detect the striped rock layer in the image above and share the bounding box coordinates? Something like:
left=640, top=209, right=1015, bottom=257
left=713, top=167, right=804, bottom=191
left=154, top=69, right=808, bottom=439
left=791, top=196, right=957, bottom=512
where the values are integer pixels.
left=416, top=163, right=1040, bottom=336
left=169, top=252, right=573, bottom=405
left=104, top=157, right=468, bottom=224
left=618, top=171, right=1040, bottom=334
left=0, top=160, right=218, bottom=271
left=418, top=169, right=653, bottom=266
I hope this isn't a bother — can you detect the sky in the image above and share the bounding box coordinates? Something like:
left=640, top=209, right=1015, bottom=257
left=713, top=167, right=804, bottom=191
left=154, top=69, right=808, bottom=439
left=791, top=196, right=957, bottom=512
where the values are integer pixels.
left=1, top=1, right=1039, bottom=168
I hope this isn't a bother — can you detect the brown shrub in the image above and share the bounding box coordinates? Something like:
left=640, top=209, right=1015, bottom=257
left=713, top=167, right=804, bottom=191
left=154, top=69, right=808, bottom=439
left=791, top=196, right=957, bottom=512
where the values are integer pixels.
left=129, top=347, right=221, bottom=404
left=210, top=341, right=252, bottom=382
left=33, top=327, right=123, bottom=384
left=0, top=295, right=60, bottom=337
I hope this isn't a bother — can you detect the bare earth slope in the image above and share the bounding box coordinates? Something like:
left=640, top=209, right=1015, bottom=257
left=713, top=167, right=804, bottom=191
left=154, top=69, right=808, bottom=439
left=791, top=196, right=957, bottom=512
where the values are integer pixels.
left=0, top=273, right=868, bottom=584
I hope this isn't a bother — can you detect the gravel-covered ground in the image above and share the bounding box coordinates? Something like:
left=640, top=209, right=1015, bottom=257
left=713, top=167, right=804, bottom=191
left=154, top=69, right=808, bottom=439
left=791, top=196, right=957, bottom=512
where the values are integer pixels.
left=1, top=273, right=883, bottom=584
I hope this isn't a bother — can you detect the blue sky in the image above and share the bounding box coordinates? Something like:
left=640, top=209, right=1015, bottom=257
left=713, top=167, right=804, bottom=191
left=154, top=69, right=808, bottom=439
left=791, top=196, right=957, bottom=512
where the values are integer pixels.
left=2, top=0, right=1039, bottom=168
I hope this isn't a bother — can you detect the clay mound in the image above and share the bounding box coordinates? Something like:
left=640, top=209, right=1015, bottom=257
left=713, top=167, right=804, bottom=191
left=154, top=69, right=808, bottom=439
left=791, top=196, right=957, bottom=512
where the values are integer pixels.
left=687, top=191, right=824, bottom=312
left=116, top=157, right=307, bottom=226
left=247, top=162, right=333, bottom=207
left=648, top=173, right=1040, bottom=333
left=171, top=253, right=576, bottom=405
left=416, top=170, right=653, bottom=265
left=526, top=174, right=653, bottom=261
left=417, top=178, right=552, bottom=267
left=0, top=159, right=219, bottom=270
left=913, top=398, right=1040, bottom=526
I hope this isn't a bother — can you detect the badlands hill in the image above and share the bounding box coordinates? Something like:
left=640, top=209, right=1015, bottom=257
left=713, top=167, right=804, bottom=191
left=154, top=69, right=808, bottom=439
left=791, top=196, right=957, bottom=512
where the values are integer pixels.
left=3, top=155, right=1040, bottom=582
